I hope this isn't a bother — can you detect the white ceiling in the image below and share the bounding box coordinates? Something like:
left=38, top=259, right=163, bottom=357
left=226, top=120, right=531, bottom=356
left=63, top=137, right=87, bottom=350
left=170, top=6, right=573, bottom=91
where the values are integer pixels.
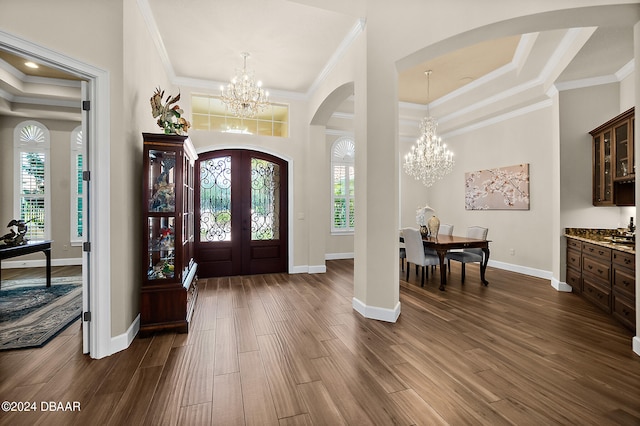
left=0, top=1, right=636, bottom=122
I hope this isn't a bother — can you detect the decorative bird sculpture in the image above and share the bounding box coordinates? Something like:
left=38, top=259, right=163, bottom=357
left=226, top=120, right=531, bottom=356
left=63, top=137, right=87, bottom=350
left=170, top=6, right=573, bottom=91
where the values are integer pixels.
left=1, top=219, right=29, bottom=246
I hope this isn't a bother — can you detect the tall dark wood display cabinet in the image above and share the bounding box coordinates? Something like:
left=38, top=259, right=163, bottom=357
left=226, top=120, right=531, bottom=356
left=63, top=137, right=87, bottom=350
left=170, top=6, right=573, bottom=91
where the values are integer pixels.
left=140, top=133, right=198, bottom=335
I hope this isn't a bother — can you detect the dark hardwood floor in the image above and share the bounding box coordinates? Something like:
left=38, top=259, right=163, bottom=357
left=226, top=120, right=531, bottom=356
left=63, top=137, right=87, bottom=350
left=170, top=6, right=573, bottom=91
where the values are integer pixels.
left=1, top=260, right=639, bottom=425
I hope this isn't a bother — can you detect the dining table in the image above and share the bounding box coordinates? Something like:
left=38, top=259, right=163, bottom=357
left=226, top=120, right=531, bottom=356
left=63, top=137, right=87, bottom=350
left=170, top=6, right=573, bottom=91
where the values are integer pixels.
left=421, top=234, right=490, bottom=290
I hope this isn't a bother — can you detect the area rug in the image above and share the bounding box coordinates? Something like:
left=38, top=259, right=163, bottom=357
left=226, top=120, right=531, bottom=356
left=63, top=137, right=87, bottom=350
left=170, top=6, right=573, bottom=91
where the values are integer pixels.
left=0, top=277, right=82, bottom=350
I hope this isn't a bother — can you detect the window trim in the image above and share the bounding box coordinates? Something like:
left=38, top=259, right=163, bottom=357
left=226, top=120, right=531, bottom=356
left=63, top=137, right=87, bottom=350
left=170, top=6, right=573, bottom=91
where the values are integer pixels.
left=13, top=120, right=51, bottom=241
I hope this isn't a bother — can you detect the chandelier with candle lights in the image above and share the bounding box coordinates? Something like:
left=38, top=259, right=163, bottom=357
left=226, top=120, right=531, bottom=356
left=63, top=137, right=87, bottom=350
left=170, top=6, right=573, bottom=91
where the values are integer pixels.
left=220, top=52, right=269, bottom=119
left=403, top=70, right=454, bottom=187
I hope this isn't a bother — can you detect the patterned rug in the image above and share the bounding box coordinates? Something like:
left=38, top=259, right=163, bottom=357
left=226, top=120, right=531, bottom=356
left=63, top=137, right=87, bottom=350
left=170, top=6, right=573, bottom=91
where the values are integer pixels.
left=0, top=276, right=82, bottom=350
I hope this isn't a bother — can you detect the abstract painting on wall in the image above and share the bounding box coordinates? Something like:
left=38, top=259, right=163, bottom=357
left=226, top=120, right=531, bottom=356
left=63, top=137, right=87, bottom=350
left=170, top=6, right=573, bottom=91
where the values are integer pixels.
left=465, top=163, right=530, bottom=210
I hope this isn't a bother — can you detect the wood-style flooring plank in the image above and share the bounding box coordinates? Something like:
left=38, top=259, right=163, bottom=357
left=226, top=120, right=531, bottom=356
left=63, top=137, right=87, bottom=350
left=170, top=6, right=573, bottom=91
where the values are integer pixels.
left=178, top=402, right=212, bottom=426
left=234, top=306, right=259, bottom=353
left=212, top=372, right=244, bottom=426
left=238, top=350, right=279, bottom=426
left=214, top=317, right=239, bottom=376
left=256, top=333, right=307, bottom=419
left=140, top=333, right=175, bottom=368
left=296, top=380, right=347, bottom=426
left=107, top=365, right=163, bottom=425
left=182, top=329, right=215, bottom=407
left=144, top=345, right=192, bottom=426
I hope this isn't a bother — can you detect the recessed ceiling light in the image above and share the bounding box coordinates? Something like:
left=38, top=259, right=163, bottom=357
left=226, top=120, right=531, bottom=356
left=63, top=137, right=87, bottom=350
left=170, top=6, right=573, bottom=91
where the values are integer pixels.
left=24, top=61, right=39, bottom=69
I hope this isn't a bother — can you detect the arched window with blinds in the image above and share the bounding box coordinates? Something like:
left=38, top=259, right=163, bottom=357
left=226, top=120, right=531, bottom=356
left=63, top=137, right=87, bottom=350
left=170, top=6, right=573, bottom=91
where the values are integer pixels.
left=331, top=137, right=355, bottom=233
left=14, top=120, right=51, bottom=240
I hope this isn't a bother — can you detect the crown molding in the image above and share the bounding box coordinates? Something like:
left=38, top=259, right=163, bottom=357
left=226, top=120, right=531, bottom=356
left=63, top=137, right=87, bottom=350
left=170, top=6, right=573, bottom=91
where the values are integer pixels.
left=137, top=0, right=176, bottom=81
left=442, top=98, right=553, bottom=139
left=307, top=18, right=366, bottom=97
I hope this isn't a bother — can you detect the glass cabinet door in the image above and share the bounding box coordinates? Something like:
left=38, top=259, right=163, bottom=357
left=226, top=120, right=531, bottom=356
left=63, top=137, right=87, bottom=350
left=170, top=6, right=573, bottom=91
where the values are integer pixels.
left=613, top=122, right=632, bottom=178
left=593, top=131, right=612, bottom=205
left=148, top=216, right=176, bottom=280
left=614, top=120, right=632, bottom=179
left=148, top=150, right=177, bottom=212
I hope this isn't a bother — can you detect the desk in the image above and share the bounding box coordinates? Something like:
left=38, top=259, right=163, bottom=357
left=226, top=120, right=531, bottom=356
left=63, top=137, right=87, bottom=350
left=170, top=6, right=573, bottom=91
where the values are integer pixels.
left=422, top=235, right=490, bottom=291
left=0, top=240, right=52, bottom=289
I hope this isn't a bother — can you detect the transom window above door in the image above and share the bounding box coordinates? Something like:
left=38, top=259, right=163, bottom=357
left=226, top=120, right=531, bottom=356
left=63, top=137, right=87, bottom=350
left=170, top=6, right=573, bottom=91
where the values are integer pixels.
left=191, top=94, right=289, bottom=137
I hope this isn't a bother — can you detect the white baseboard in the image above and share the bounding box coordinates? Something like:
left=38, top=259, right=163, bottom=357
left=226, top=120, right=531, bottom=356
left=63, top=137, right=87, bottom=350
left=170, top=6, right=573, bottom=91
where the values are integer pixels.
left=110, top=314, right=140, bottom=355
left=551, top=277, right=573, bottom=292
left=352, top=297, right=401, bottom=323
left=326, top=252, right=354, bottom=260
left=487, top=259, right=552, bottom=280
left=634, top=336, right=640, bottom=357
left=290, top=265, right=327, bottom=274
left=1, top=257, right=82, bottom=269
left=308, top=265, right=327, bottom=274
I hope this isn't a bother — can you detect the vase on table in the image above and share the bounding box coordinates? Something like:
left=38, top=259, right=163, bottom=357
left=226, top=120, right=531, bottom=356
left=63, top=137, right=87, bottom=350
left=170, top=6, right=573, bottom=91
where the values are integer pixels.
left=427, top=215, right=440, bottom=238
left=419, top=225, right=429, bottom=238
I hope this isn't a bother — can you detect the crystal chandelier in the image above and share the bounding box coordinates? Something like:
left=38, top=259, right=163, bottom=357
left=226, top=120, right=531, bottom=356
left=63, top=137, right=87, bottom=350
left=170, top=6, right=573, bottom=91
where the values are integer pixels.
left=220, top=52, right=270, bottom=118
left=403, top=70, right=454, bottom=187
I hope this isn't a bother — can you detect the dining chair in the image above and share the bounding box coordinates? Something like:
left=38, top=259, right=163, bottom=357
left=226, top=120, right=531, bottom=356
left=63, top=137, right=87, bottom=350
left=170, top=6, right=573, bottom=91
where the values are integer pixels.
left=425, top=224, right=454, bottom=258
left=439, top=224, right=454, bottom=236
left=446, top=226, right=489, bottom=283
left=402, top=227, right=440, bottom=287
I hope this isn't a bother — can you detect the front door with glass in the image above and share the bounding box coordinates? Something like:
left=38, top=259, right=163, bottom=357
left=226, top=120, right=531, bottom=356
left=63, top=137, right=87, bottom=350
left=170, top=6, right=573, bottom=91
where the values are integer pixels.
left=195, top=149, right=288, bottom=277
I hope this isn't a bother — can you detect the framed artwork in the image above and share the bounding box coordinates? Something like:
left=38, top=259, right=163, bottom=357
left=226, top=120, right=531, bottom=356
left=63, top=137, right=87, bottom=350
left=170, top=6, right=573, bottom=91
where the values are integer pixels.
left=465, top=163, right=530, bottom=210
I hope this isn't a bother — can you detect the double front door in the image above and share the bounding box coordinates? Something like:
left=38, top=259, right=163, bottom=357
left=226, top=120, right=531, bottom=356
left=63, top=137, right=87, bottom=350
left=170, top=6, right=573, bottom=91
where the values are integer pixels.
left=195, top=149, right=288, bottom=277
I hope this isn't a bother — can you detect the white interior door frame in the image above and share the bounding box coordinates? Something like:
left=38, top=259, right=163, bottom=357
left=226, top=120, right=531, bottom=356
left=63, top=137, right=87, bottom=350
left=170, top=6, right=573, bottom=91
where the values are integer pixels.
left=0, top=30, right=112, bottom=359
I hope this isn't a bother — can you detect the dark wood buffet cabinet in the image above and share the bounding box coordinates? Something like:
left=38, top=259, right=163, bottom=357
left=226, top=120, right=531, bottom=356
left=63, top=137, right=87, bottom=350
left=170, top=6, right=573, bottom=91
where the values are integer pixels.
left=566, top=237, right=635, bottom=332
left=140, top=133, right=198, bottom=336
left=589, top=107, right=634, bottom=206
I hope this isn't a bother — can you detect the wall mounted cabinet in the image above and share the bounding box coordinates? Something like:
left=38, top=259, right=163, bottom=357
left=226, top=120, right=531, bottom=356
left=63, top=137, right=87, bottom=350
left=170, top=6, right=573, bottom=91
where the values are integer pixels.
left=590, top=108, right=635, bottom=206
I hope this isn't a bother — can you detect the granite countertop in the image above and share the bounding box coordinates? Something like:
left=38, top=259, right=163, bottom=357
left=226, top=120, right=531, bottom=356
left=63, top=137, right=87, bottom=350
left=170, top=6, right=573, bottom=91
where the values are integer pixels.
left=565, top=228, right=635, bottom=255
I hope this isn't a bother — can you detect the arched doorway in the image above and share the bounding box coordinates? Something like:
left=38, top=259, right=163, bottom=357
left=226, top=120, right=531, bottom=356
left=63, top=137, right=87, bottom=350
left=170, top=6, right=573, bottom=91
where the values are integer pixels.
left=195, top=149, right=288, bottom=277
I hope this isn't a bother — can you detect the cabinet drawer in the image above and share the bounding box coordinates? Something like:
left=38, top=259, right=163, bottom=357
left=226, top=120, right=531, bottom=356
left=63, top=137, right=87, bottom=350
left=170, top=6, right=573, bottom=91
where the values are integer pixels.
left=582, top=278, right=611, bottom=313
left=612, top=250, right=635, bottom=269
left=582, top=256, right=610, bottom=281
left=613, top=267, right=636, bottom=298
left=581, top=242, right=611, bottom=262
left=566, top=248, right=581, bottom=270
left=566, top=238, right=581, bottom=250
left=566, top=267, right=581, bottom=293
left=612, top=294, right=636, bottom=332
